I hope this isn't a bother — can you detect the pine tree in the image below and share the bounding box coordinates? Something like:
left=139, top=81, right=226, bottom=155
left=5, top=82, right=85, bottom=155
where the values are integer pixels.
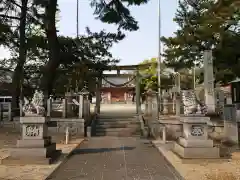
left=162, top=0, right=240, bottom=84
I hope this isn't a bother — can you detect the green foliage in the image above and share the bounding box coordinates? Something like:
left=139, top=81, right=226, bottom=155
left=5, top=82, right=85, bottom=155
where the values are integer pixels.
left=0, top=27, right=125, bottom=95
left=0, top=0, right=149, bottom=99
left=162, top=0, right=240, bottom=84
left=90, top=0, right=149, bottom=31
left=138, top=58, right=173, bottom=92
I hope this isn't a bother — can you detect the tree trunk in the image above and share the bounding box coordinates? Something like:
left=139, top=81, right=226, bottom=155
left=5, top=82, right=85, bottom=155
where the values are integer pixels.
left=11, top=0, right=28, bottom=111
left=41, top=0, right=60, bottom=104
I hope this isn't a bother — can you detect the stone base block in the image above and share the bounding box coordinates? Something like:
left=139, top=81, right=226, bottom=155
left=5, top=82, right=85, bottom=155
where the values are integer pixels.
left=173, top=142, right=219, bottom=159
left=178, top=137, right=213, bottom=148
left=10, top=143, right=56, bottom=158
left=1, top=150, right=61, bottom=165
left=17, top=137, right=51, bottom=148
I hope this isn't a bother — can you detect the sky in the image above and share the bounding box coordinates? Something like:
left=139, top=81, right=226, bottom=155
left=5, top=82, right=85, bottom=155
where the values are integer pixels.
left=0, top=0, right=179, bottom=65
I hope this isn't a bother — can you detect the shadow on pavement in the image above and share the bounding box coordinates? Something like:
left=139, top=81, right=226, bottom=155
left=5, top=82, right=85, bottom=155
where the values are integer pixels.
left=70, top=146, right=136, bottom=155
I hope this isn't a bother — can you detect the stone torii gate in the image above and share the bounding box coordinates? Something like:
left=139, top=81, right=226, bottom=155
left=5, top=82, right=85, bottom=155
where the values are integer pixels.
left=95, top=63, right=153, bottom=115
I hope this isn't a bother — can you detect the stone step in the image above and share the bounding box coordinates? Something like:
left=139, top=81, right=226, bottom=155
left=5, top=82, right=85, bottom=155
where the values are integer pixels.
left=96, top=127, right=140, bottom=132
left=97, top=120, right=140, bottom=125
left=95, top=123, right=139, bottom=128
left=98, top=116, right=137, bottom=120
left=98, top=119, right=138, bottom=123
left=95, top=131, right=141, bottom=137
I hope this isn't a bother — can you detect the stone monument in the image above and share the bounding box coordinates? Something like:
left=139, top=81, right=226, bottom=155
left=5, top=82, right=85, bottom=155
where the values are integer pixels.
left=174, top=91, right=220, bottom=159
left=1, top=90, right=61, bottom=165
left=204, top=50, right=216, bottom=114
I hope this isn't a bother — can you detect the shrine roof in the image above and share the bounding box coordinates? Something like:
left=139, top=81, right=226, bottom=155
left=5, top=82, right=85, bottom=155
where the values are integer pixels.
left=102, top=73, right=133, bottom=77
left=109, top=62, right=154, bottom=70
left=72, top=62, right=155, bottom=70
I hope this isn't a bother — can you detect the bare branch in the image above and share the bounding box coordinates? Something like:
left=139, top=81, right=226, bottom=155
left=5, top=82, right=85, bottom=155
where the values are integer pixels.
left=0, top=14, right=20, bottom=20
left=8, top=0, right=22, bottom=9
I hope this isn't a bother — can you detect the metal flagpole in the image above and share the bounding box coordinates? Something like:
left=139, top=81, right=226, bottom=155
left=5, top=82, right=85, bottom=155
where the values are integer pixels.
left=76, top=0, right=79, bottom=38
left=76, top=0, right=79, bottom=92
left=157, top=0, right=162, bottom=113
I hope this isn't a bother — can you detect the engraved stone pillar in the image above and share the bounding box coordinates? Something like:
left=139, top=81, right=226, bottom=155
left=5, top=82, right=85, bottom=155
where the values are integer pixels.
left=204, top=50, right=215, bottom=113
left=1, top=116, right=61, bottom=165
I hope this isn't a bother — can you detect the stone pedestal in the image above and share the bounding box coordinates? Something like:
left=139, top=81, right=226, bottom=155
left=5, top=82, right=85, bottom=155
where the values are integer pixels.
left=1, top=116, right=61, bottom=165
left=173, top=116, right=219, bottom=159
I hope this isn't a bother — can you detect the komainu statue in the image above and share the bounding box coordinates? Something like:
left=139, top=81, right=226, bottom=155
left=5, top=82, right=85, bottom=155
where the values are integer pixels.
left=181, top=90, right=207, bottom=115
left=23, top=90, right=45, bottom=116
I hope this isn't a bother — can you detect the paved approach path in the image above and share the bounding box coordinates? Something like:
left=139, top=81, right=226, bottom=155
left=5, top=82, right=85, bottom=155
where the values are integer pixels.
left=47, top=104, right=182, bottom=180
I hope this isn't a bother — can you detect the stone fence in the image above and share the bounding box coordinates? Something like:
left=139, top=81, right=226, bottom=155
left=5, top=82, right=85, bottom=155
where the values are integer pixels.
left=46, top=95, right=91, bottom=136
left=46, top=95, right=90, bottom=119
left=143, top=89, right=227, bottom=117
left=1, top=95, right=92, bottom=139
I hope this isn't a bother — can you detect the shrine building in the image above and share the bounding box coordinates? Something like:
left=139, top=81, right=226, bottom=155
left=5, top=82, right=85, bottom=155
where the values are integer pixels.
left=101, top=73, right=135, bottom=104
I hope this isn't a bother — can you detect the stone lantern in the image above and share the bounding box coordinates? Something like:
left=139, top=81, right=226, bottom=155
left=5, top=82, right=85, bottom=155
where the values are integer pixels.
left=79, top=86, right=90, bottom=119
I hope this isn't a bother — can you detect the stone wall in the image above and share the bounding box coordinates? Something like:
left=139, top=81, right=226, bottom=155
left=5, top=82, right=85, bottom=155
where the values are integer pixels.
left=48, top=118, right=85, bottom=136
left=0, top=118, right=85, bottom=142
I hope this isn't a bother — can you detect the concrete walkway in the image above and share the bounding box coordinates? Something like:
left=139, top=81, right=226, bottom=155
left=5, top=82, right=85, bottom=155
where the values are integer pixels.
left=47, top=137, right=182, bottom=180
left=47, top=104, right=182, bottom=180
